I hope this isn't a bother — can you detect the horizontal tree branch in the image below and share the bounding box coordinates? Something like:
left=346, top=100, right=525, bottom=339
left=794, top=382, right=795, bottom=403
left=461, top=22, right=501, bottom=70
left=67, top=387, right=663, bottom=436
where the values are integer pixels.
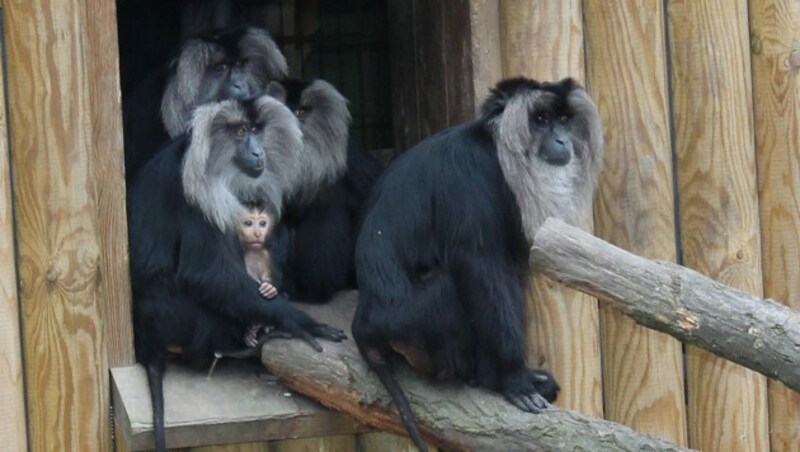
left=261, top=293, right=688, bottom=451
left=530, top=217, right=800, bottom=393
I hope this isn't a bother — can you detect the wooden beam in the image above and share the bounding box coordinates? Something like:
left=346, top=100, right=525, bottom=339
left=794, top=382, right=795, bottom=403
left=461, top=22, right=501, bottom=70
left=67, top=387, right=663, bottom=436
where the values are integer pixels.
left=3, top=0, right=131, bottom=449
left=111, top=362, right=368, bottom=451
left=0, top=10, right=28, bottom=448
left=666, top=1, right=769, bottom=450
left=498, top=0, right=603, bottom=417
left=532, top=218, right=800, bottom=393
left=583, top=1, right=687, bottom=444
left=260, top=294, right=688, bottom=452
left=749, top=0, right=800, bottom=448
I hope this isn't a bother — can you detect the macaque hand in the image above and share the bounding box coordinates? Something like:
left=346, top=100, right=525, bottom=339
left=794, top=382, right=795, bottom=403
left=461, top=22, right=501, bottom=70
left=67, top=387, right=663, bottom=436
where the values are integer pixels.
left=259, top=281, right=278, bottom=299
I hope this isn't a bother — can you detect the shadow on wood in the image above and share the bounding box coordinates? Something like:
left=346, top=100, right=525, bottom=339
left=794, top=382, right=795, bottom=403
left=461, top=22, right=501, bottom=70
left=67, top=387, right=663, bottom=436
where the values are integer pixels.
left=261, top=291, right=688, bottom=451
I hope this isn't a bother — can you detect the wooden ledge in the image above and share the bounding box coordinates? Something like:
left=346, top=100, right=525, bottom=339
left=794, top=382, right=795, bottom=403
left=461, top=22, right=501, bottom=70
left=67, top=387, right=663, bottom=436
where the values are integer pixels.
left=111, top=358, right=368, bottom=450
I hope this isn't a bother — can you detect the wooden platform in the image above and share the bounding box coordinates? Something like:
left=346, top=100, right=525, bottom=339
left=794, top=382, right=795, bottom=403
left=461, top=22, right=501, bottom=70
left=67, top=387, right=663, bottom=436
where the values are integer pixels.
left=111, top=358, right=368, bottom=450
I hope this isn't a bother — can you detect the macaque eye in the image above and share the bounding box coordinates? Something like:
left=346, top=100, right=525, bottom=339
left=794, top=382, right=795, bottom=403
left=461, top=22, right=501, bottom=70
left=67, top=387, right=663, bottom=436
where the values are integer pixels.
left=215, top=62, right=230, bottom=72
left=558, top=114, right=570, bottom=124
left=234, top=125, right=247, bottom=137
left=534, top=113, right=550, bottom=126
left=243, top=220, right=253, bottom=227
left=295, top=106, right=312, bottom=119
left=259, top=220, right=268, bottom=227
left=233, top=59, right=244, bottom=68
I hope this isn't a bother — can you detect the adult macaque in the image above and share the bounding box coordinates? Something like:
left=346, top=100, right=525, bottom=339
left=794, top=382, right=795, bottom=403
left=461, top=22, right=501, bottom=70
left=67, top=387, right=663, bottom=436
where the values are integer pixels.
left=128, top=95, right=345, bottom=452
left=352, top=78, right=604, bottom=451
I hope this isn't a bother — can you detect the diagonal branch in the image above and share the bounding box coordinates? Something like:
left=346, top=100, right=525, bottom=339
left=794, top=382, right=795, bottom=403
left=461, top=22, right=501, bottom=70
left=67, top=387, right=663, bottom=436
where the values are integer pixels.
left=530, top=217, right=800, bottom=394
left=260, top=293, right=689, bottom=451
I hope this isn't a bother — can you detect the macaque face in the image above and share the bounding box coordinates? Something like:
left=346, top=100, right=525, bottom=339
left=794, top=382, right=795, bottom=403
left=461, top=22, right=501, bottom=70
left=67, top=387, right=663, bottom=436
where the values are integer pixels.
left=237, top=208, right=271, bottom=249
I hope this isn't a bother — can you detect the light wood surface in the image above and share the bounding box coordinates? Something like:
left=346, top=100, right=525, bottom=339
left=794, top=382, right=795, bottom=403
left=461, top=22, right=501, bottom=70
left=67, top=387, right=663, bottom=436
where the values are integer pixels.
left=499, top=0, right=603, bottom=417
left=667, top=1, right=769, bottom=450
left=584, top=0, right=687, bottom=445
left=0, top=10, right=28, bottom=449
left=3, top=0, right=131, bottom=449
left=750, top=1, right=800, bottom=449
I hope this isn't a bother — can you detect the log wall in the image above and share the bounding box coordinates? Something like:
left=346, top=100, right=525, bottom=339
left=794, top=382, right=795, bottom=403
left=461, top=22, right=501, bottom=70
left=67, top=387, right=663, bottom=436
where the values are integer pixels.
left=0, top=0, right=797, bottom=450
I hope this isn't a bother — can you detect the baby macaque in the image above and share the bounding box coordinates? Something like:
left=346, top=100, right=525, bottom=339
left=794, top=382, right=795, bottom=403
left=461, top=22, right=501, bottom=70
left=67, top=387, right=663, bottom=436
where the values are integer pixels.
left=237, top=203, right=279, bottom=347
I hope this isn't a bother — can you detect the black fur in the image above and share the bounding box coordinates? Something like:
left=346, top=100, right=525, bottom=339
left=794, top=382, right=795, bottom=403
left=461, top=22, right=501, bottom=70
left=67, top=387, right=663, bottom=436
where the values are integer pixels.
left=122, top=25, right=283, bottom=183
left=276, top=79, right=384, bottom=302
left=129, top=134, right=343, bottom=452
left=352, top=80, right=589, bottom=450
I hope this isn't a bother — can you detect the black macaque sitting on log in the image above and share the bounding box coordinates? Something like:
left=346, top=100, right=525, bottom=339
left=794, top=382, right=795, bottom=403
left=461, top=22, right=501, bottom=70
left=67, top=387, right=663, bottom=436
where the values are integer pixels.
left=266, top=78, right=384, bottom=302
left=352, top=77, right=604, bottom=451
left=127, top=95, right=346, bottom=452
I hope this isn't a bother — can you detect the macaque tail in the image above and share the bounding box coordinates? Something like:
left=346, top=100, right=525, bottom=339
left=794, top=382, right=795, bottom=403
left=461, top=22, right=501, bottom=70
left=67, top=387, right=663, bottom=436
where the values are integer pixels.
left=146, top=361, right=167, bottom=452
left=363, top=346, right=429, bottom=452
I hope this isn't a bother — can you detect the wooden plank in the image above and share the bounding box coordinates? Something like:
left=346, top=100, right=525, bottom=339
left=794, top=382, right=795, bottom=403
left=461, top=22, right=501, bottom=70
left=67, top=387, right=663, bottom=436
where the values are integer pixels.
left=387, top=0, right=422, bottom=151
left=0, top=13, right=28, bottom=451
left=413, top=0, right=449, bottom=137
left=583, top=1, right=687, bottom=445
left=467, top=0, right=502, bottom=112
left=499, top=0, right=585, bottom=82
left=2, top=0, right=128, bottom=449
left=666, top=1, right=770, bottom=450
left=749, top=0, right=800, bottom=449
left=111, top=362, right=368, bottom=451
left=83, top=0, right=133, bottom=369
left=358, top=432, right=438, bottom=452
left=498, top=0, right=603, bottom=417
left=442, top=0, right=476, bottom=124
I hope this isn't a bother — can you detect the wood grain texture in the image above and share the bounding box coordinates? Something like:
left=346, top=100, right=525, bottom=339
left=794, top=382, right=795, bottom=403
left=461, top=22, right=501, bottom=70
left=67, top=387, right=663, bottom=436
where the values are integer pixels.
left=499, top=0, right=603, bottom=417
left=2, top=0, right=129, bottom=449
left=0, top=15, right=28, bottom=450
left=499, top=0, right=586, bottom=82
left=413, top=0, right=449, bottom=137
left=467, top=0, right=503, bottom=113
left=667, top=1, right=769, bottom=450
left=387, top=0, right=422, bottom=151
left=532, top=218, right=800, bottom=393
left=750, top=1, right=800, bottom=450
left=82, top=0, right=134, bottom=369
left=583, top=1, right=687, bottom=445
left=358, top=432, right=438, bottom=452
left=261, top=295, right=688, bottom=452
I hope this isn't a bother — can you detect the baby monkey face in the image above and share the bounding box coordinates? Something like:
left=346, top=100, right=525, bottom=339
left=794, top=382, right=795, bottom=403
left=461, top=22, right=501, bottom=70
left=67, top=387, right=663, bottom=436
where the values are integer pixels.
left=237, top=208, right=271, bottom=249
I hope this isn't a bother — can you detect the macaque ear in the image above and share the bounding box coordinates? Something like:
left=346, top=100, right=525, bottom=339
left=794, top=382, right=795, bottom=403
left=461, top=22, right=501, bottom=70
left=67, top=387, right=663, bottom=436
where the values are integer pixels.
left=266, top=81, right=287, bottom=103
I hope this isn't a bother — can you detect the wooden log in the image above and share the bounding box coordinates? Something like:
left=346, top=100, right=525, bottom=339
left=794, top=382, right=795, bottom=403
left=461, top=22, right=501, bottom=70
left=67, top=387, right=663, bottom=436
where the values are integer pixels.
left=531, top=218, right=800, bottom=394
left=0, top=25, right=28, bottom=450
left=498, top=0, right=603, bottom=417
left=583, top=1, right=687, bottom=444
left=749, top=1, right=800, bottom=449
left=3, top=0, right=128, bottom=449
left=667, top=1, right=769, bottom=450
left=260, top=293, right=688, bottom=452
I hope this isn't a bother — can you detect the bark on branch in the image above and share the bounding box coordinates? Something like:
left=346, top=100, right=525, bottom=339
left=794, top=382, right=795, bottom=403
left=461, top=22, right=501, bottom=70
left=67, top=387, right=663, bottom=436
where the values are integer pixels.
left=530, top=217, right=800, bottom=393
left=261, top=293, right=687, bottom=451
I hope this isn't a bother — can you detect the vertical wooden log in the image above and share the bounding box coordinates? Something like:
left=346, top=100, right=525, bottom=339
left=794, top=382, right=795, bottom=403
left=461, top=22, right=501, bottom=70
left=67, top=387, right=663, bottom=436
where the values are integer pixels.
left=583, top=1, right=687, bottom=445
left=0, top=11, right=29, bottom=450
left=667, top=1, right=770, bottom=450
left=467, top=0, right=503, bottom=113
left=388, top=0, right=422, bottom=151
left=3, top=0, right=131, bottom=449
left=83, top=0, right=134, bottom=369
left=499, top=0, right=603, bottom=417
left=749, top=0, right=800, bottom=450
